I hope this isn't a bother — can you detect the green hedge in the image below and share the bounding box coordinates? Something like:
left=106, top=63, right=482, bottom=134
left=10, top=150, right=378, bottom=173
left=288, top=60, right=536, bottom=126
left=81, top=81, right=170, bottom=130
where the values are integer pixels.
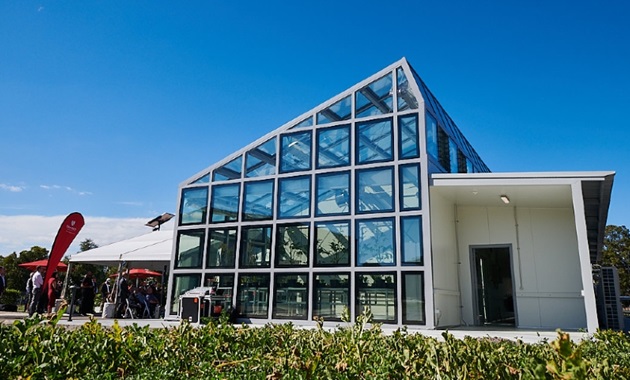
left=0, top=309, right=629, bottom=379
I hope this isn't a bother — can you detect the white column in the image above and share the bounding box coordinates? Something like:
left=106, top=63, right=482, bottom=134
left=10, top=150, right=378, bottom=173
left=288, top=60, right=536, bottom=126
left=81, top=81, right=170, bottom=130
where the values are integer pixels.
left=571, top=181, right=599, bottom=333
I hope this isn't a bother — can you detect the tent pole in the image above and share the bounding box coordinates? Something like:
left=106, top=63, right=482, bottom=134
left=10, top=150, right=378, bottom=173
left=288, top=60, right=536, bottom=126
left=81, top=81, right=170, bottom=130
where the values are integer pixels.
left=60, top=262, right=72, bottom=299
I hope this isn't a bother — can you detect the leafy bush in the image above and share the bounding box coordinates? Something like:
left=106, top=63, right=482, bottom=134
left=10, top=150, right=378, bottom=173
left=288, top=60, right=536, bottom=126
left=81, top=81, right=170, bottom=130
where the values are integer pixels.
left=0, top=288, right=21, bottom=305
left=1, top=309, right=629, bottom=379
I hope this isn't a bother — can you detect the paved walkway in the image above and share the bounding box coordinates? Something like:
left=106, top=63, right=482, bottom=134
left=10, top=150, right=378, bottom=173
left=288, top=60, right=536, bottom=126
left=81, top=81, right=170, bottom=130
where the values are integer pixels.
left=0, top=310, right=589, bottom=344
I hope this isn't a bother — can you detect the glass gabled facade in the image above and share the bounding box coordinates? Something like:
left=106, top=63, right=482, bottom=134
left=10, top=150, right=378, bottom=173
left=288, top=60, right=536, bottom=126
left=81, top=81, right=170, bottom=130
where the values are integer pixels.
left=166, top=58, right=489, bottom=327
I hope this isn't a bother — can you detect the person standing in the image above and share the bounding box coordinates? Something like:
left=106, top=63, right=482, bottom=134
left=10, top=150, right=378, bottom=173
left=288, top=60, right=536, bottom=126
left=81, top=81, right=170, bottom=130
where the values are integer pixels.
left=28, top=266, right=45, bottom=317
left=79, top=272, right=95, bottom=315
left=46, top=272, right=58, bottom=314
left=24, top=271, right=34, bottom=312
left=115, top=271, right=129, bottom=318
left=100, top=278, right=112, bottom=308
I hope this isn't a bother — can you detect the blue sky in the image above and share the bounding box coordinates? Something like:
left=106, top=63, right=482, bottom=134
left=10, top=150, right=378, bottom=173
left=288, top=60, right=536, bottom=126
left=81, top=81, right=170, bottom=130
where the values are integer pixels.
left=1, top=1, right=628, bottom=255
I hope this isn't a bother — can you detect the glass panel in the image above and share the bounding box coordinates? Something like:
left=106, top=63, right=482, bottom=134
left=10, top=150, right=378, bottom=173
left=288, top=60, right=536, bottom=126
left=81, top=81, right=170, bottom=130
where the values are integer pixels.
left=399, top=114, right=419, bottom=159
left=213, top=156, right=243, bottom=182
left=243, top=180, right=274, bottom=220
left=207, top=228, right=237, bottom=268
left=357, top=167, right=394, bottom=213
left=400, top=164, right=421, bottom=210
left=357, top=118, right=393, bottom=164
left=239, top=226, right=272, bottom=268
left=191, top=173, right=210, bottom=184
left=179, top=187, right=208, bottom=225
left=280, top=131, right=312, bottom=173
left=315, top=221, right=350, bottom=267
left=426, top=112, right=438, bottom=159
left=356, top=219, right=395, bottom=266
left=316, top=95, right=351, bottom=124
left=276, top=224, right=309, bottom=267
left=316, top=172, right=350, bottom=216
left=246, top=138, right=276, bottom=178
left=236, top=274, right=270, bottom=318
left=203, top=274, right=235, bottom=290
left=273, top=273, right=308, bottom=319
left=169, top=274, right=201, bottom=315
left=210, top=184, right=240, bottom=223
left=466, top=158, right=474, bottom=174
left=291, top=116, right=313, bottom=129
left=175, top=229, right=205, bottom=268
left=356, top=273, right=396, bottom=322
left=397, top=67, right=418, bottom=111
left=449, top=139, right=458, bottom=173
left=402, top=272, right=425, bottom=324
left=317, top=125, right=350, bottom=168
left=401, top=216, right=423, bottom=265
left=457, top=150, right=468, bottom=173
left=437, top=127, right=450, bottom=170
left=355, top=73, right=393, bottom=118
left=278, top=176, right=311, bottom=218
left=313, top=273, right=350, bottom=321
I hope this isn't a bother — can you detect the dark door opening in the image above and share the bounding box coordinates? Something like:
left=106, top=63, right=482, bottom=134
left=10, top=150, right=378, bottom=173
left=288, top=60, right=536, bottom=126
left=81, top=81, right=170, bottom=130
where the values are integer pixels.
left=472, top=246, right=515, bottom=326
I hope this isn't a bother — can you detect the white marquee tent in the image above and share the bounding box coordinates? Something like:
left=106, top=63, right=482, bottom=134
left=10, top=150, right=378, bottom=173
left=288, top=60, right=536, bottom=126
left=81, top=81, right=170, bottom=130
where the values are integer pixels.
left=69, top=229, right=173, bottom=271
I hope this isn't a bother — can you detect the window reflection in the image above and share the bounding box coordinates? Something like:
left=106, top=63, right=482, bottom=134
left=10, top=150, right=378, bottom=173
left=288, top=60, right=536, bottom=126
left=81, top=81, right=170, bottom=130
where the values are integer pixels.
left=278, top=176, right=311, bottom=218
left=243, top=180, right=274, bottom=220
left=207, top=228, right=237, bottom=268
left=273, top=273, right=308, bottom=319
left=356, top=219, right=395, bottom=266
left=426, top=112, right=438, bottom=159
left=175, top=230, right=205, bottom=269
left=400, top=165, right=421, bottom=210
left=315, top=221, right=350, bottom=266
left=236, top=274, right=270, bottom=318
left=316, top=172, right=350, bottom=216
left=355, top=74, right=393, bottom=118
left=210, top=184, right=240, bottom=223
left=397, top=67, right=418, bottom=111
left=317, top=125, right=350, bottom=168
left=213, top=156, right=242, bottom=181
left=399, top=114, right=419, bottom=159
left=401, top=217, right=423, bottom=265
left=357, top=118, right=393, bottom=164
left=275, top=224, right=309, bottom=267
left=179, top=187, right=208, bottom=225
left=317, top=95, right=352, bottom=124
left=291, top=116, right=313, bottom=129
left=246, top=138, right=276, bottom=178
left=356, top=273, right=396, bottom=322
left=357, top=167, right=394, bottom=213
left=402, top=272, right=425, bottom=324
left=239, top=226, right=272, bottom=268
left=313, top=273, right=349, bottom=321
left=280, top=131, right=312, bottom=173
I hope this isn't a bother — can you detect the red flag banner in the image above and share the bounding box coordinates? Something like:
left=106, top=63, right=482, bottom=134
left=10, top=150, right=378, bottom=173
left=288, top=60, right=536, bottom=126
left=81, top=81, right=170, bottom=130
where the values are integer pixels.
left=44, top=212, right=85, bottom=286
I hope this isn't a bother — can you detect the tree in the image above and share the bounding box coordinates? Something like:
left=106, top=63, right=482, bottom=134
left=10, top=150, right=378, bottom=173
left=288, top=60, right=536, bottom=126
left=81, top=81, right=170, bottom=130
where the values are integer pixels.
left=601, top=225, right=630, bottom=295
left=0, top=246, right=49, bottom=293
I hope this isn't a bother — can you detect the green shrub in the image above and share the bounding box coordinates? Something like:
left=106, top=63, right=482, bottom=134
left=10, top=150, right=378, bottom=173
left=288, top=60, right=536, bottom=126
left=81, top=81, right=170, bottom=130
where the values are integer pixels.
left=1, top=310, right=630, bottom=379
left=0, top=288, right=21, bottom=305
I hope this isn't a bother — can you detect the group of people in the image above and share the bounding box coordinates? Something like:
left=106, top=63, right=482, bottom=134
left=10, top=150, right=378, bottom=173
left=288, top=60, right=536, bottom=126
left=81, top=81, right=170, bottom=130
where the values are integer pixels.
left=114, top=271, right=162, bottom=319
left=25, top=266, right=62, bottom=316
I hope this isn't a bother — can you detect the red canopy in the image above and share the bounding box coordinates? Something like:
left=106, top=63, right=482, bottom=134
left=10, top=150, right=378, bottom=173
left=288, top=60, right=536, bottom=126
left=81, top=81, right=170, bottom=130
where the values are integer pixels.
left=18, top=259, right=68, bottom=272
left=110, top=268, right=162, bottom=279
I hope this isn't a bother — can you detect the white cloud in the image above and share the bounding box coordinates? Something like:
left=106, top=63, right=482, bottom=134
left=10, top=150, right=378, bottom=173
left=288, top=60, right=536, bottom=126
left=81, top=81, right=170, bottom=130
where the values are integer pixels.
left=0, top=184, right=25, bottom=192
left=39, top=184, right=92, bottom=196
left=0, top=215, right=162, bottom=257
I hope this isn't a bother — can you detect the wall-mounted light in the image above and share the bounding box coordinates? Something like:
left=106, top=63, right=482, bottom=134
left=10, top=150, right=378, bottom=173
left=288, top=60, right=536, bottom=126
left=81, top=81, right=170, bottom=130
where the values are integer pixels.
left=500, top=195, right=510, bottom=204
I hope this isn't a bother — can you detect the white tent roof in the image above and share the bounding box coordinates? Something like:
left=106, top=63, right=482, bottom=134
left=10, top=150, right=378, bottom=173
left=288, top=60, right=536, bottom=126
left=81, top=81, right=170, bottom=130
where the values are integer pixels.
left=69, top=229, right=173, bottom=271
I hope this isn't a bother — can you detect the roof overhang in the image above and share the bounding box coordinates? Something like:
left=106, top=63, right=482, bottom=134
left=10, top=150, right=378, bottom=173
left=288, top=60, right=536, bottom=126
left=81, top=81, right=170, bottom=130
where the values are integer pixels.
left=431, top=171, right=615, bottom=263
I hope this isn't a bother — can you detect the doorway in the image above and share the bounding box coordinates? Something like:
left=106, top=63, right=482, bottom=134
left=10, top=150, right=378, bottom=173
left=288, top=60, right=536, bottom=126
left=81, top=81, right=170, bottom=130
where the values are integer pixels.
left=471, top=246, right=516, bottom=326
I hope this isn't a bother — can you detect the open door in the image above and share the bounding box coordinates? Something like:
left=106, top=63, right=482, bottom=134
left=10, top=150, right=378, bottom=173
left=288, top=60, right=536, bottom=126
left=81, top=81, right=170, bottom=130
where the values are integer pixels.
left=472, top=246, right=516, bottom=326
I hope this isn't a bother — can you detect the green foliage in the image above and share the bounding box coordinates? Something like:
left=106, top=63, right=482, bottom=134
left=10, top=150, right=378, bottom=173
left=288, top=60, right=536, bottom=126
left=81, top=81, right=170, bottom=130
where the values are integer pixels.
left=0, top=288, right=21, bottom=305
left=1, top=312, right=630, bottom=379
left=601, top=225, right=630, bottom=295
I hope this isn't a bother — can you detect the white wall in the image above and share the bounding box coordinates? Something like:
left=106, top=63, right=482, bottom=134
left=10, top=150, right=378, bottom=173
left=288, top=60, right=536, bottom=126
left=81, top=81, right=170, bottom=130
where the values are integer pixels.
left=429, top=191, right=461, bottom=327
left=454, top=206, right=587, bottom=330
